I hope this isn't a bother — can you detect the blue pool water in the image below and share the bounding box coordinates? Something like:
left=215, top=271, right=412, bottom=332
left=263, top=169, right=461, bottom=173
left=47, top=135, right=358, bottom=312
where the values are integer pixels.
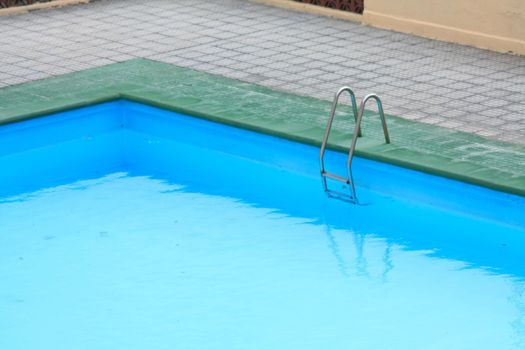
left=1, top=101, right=524, bottom=349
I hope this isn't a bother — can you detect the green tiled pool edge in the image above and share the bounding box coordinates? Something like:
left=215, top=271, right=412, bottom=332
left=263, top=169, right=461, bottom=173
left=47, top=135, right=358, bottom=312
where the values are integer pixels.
left=1, top=59, right=524, bottom=196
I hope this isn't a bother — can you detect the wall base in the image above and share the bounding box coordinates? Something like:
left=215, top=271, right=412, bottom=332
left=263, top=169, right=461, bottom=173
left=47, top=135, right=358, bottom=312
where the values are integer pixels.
left=251, top=0, right=525, bottom=56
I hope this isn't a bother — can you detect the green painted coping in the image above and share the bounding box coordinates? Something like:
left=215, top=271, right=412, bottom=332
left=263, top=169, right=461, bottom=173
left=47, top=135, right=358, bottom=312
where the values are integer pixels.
left=1, top=58, right=524, bottom=196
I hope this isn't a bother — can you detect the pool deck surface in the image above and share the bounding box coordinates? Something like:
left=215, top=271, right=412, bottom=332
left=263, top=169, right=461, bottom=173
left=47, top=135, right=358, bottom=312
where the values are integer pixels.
left=0, top=0, right=524, bottom=144
left=0, top=59, right=524, bottom=196
left=0, top=0, right=524, bottom=196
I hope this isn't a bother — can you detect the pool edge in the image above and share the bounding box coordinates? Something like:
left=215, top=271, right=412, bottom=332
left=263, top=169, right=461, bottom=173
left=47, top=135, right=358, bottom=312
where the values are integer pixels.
left=1, top=58, right=524, bottom=197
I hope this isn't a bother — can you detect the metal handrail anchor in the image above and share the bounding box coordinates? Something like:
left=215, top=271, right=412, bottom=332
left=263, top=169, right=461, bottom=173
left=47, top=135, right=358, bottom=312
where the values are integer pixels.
left=319, top=90, right=390, bottom=203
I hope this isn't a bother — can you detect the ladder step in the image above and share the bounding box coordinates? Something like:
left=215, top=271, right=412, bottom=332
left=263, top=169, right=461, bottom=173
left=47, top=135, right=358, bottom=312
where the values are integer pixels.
left=326, top=189, right=356, bottom=203
left=321, top=171, right=350, bottom=184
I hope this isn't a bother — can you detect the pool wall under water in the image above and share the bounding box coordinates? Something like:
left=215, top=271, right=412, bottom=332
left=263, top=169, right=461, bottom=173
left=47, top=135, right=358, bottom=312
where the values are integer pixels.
left=1, top=100, right=523, bottom=225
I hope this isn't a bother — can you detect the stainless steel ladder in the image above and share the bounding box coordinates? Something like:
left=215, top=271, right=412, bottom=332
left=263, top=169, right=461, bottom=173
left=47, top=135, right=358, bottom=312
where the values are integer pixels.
left=319, top=87, right=391, bottom=203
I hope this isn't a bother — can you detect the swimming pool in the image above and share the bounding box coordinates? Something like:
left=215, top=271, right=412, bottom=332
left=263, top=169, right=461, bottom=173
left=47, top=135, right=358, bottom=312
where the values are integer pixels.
left=1, top=100, right=524, bottom=349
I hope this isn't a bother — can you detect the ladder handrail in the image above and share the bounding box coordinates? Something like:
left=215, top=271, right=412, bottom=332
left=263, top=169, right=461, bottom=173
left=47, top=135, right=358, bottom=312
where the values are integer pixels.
left=347, top=93, right=390, bottom=171
left=320, top=90, right=391, bottom=203
left=344, top=93, right=390, bottom=201
left=319, top=86, right=359, bottom=176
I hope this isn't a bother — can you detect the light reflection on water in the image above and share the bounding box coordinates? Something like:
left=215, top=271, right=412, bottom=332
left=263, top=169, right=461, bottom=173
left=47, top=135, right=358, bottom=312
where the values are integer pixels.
left=0, top=173, right=524, bottom=350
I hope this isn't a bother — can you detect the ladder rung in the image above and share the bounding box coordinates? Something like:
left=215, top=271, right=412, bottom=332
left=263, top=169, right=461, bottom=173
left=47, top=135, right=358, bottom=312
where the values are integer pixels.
left=326, top=189, right=356, bottom=203
left=322, top=171, right=350, bottom=183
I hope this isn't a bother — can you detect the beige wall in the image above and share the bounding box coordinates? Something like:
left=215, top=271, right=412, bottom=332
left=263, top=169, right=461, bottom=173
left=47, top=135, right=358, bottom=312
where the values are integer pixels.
left=364, top=0, right=525, bottom=55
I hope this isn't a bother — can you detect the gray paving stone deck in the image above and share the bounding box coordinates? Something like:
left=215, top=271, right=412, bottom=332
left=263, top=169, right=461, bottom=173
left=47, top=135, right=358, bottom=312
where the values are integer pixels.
left=0, top=0, right=524, bottom=144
